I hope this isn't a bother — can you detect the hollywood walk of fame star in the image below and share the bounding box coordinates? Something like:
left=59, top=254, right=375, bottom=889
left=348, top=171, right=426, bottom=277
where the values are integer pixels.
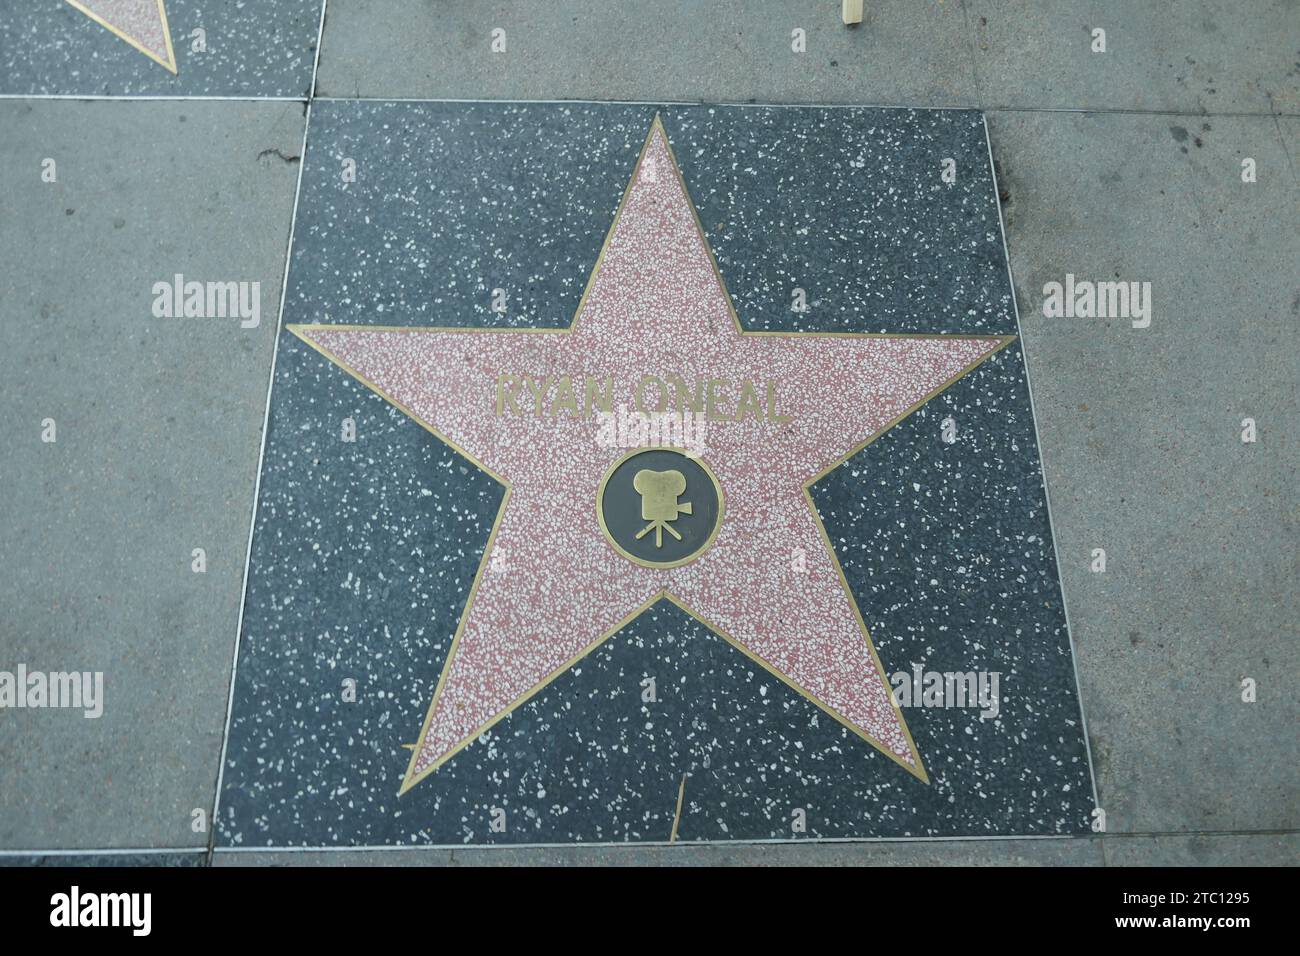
left=65, top=0, right=177, bottom=74
left=289, top=116, right=1013, bottom=795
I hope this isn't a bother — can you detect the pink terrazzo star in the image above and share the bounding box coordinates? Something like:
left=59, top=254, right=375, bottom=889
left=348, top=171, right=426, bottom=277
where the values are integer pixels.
left=66, top=0, right=176, bottom=74
left=291, top=116, right=1012, bottom=794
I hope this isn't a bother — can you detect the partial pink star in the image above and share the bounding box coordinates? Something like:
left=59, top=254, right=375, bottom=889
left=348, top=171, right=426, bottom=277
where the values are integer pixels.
left=291, top=117, right=1011, bottom=794
left=66, top=0, right=177, bottom=73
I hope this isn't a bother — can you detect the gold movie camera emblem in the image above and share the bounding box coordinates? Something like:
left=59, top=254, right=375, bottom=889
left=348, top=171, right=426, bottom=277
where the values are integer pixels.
left=632, top=469, right=692, bottom=548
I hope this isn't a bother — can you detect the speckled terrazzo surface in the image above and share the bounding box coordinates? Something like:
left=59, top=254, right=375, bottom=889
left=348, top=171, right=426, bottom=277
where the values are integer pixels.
left=0, top=852, right=204, bottom=867
left=0, top=0, right=321, bottom=97
left=216, top=101, right=1095, bottom=846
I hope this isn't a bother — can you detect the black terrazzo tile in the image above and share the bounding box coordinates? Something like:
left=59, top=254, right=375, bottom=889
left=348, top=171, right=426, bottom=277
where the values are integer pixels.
left=0, top=0, right=321, bottom=97
left=217, top=101, right=1093, bottom=846
left=0, top=852, right=205, bottom=867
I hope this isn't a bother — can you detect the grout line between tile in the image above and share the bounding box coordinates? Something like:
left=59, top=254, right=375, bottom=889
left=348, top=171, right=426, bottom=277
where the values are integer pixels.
left=206, top=0, right=328, bottom=868
left=981, top=113, right=1103, bottom=820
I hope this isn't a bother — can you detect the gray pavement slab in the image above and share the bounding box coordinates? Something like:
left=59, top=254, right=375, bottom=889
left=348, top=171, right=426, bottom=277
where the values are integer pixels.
left=314, top=0, right=980, bottom=106
left=213, top=837, right=1103, bottom=866
left=0, top=99, right=304, bottom=850
left=313, top=1, right=1300, bottom=116
left=986, top=108, right=1299, bottom=835
left=1102, top=832, right=1299, bottom=866
left=968, top=0, right=1299, bottom=115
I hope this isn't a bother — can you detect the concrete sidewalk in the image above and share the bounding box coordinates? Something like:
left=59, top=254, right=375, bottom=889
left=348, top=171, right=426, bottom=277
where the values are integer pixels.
left=0, top=0, right=1294, bottom=866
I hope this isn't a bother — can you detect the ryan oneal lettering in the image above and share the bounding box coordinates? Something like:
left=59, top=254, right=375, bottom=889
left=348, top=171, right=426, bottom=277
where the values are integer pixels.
left=495, top=373, right=794, bottom=423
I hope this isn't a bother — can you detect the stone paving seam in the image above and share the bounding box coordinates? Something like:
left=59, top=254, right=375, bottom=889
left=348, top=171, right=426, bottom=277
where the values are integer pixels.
left=14, top=827, right=1292, bottom=860
left=1270, top=112, right=1300, bottom=186
left=206, top=0, right=328, bottom=859
left=1, top=94, right=1293, bottom=122
left=981, top=112, right=1103, bottom=819
left=956, top=0, right=988, bottom=110
left=0, top=93, right=309, bottom=102
left=213, top=835, right=1104, bottom=853
left=0, top=848, right=205, bottom=857
left=305, top=95, right=1300, bottom=120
